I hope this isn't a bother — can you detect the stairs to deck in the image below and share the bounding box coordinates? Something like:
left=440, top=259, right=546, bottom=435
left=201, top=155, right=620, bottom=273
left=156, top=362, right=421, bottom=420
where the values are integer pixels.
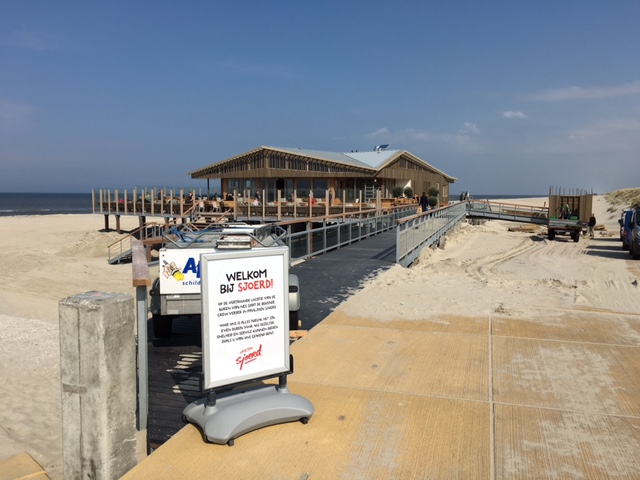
left=107, top=206, right=232, bottom=264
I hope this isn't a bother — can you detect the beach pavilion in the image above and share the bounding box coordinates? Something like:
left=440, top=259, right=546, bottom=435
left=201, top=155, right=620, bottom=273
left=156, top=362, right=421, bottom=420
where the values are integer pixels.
left=188, top=145, right=457, bottom=204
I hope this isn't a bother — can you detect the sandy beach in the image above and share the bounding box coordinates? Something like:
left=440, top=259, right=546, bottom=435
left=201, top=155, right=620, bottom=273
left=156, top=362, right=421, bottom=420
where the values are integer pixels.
left=342, top=194, right=640, bottom=322
left=2, top=193, right=640, bottom=478
left=0, top=215, right=139, bottom=479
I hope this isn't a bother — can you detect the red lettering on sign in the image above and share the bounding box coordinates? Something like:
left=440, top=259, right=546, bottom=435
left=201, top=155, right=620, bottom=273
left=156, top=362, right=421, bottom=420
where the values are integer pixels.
left=235, top=344, right=263, bottom=370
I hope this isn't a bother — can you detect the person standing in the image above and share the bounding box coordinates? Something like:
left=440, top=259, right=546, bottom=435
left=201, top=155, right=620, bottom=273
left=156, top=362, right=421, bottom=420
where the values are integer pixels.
left=419, top=192, right=429, bottom=213
left=588, top=213, right=596, bottom=238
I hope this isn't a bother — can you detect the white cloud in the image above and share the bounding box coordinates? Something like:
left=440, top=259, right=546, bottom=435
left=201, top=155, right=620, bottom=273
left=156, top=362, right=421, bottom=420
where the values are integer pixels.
left=460, top=122, right=480, bottom=134
left=502, top=111, right=527, bottom=119
left=366, top=127, right=391, bottom=138
left=3, top=27, right=63, bottom=51
left=0, top=100, right=36, bottom=134
left=566, top=117, right=640, bottom=151
left=529, top=81, right=640, bottom=102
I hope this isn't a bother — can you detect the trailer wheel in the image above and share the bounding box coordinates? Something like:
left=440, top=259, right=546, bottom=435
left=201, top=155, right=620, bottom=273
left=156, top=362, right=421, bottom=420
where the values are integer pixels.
left=633, top=243, right=640, bottom=260
left=152, top=314, right=173, bottom=339
left=573, top=230, right=580, bottom=243
left=548, top=229, right=555, bottom=240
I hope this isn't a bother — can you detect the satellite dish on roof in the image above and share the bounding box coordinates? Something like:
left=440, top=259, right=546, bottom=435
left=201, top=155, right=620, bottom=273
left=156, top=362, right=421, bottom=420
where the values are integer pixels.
left=374, top=144, right=389, bottom=152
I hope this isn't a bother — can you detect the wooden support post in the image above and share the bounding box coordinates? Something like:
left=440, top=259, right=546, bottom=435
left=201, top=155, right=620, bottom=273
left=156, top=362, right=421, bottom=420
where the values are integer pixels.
left=325, top=190, right=329, bottom=217
left=277, top=190, right=282, bottom=221
left=233, top=190, right=238, bottom=221
left=132, top=241, right=151, bottom=438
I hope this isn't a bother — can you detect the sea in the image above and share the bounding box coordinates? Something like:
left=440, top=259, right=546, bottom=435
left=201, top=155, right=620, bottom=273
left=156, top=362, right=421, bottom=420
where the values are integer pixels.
left=0, top=192, right=547, bottom=217
left=0, top=192, right=94, bottom=216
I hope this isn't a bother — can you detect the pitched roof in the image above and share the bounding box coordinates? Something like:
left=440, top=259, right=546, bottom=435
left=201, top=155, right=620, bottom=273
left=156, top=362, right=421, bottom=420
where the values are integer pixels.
left=265, top=146, right=398, bottom=169
left=189, top=146, right=457, bottom=182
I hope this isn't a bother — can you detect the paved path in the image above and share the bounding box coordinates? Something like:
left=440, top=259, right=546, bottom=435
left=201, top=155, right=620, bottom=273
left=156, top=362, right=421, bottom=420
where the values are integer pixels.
left=293, top=229, right=397, bottom=331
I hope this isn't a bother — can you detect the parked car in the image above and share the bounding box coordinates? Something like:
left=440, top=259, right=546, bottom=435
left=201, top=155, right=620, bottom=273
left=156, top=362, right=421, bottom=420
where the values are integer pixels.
left=630, top=206, right=640, bottom=260
left=619, top=209, right=633, bottom=250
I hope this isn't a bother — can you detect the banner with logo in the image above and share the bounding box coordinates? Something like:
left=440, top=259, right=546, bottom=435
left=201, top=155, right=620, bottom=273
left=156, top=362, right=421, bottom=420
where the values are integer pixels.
left=158, top=248, right=216, bottom=294
left=200, top=246, right=290, bottom=390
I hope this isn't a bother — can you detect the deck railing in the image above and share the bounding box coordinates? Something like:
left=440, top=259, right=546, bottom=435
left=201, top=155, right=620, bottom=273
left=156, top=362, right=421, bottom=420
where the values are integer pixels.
left=93, top=188, right=199, bottom=217
left=93, top=187, right=423, bottom=222
left=108, top=197, right=551, bottom=268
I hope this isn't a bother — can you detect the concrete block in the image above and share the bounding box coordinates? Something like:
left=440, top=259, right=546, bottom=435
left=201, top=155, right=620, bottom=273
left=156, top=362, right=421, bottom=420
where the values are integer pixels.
left=59, top=291, right=137, bottom=480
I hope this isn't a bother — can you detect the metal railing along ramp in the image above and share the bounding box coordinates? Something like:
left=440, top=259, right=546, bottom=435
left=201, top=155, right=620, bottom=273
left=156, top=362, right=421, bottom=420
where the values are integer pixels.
left=396, top=203, right=468, bottom=267
left=396, top=200, right=549, bottom=267
left=112, top=200, right=548, bottom=268
left=466, top=200, right=548, bottom=225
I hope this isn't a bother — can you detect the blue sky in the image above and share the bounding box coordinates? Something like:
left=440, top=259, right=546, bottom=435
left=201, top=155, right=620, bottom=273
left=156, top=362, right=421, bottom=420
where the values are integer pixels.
left=1, top=1, right=639, bottom=195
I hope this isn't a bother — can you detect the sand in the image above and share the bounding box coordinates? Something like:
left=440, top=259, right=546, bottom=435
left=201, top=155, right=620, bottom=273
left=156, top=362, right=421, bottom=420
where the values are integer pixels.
left=340, top=195, right=640, bottom=322
left=0, top=215, right=139, bottom=479
left=1, top=194, right=639, bottom=478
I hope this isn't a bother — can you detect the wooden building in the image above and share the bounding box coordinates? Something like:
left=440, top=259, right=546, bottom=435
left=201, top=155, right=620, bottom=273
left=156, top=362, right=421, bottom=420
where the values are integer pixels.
left=188, top=146, right=457, bottom=204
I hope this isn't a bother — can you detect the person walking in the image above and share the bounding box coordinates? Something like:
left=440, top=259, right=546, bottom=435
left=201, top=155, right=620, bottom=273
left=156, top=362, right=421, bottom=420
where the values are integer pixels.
left=588, top=213, right=597, bottom=238
left=419, top=192, right=430, bottom=213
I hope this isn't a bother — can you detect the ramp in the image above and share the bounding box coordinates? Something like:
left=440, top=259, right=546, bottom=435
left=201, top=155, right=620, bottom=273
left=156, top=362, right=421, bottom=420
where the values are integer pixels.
left=467, top=200, right=548, bottom=225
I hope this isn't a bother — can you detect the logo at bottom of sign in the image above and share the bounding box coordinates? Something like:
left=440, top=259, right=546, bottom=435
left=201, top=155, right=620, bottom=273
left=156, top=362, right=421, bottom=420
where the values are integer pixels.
left=236, top=344, right=263, bottom=370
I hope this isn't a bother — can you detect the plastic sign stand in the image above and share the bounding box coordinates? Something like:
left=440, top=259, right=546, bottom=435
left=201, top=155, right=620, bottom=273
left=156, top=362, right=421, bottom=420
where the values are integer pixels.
left=183, top=246, right=313, bottom=445
left=183, top=375, right=313, bottom=446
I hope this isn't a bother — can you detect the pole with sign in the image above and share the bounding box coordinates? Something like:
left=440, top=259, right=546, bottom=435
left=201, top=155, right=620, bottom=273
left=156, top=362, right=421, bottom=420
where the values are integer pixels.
left=183, top=246, right=313, bottom=445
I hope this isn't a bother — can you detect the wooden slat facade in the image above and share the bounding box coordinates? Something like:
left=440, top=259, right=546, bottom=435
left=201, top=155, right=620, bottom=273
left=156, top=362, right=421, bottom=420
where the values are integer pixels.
left=189, top=146, right=456, bottom=204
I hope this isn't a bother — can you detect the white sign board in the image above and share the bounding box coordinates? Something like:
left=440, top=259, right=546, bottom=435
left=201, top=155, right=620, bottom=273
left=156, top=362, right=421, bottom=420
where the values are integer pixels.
left=200, top=246, right=290, bottom=390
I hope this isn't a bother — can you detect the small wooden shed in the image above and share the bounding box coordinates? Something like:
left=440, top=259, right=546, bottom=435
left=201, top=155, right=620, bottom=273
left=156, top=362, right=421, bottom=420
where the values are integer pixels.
left=548, top=194, right=593, bottom=223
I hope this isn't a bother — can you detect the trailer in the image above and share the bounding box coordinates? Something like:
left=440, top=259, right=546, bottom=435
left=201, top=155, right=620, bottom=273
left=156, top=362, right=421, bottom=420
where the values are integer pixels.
left=547, top=218, right=583, bottom=242
left=547, top=193, right=593, bottom=243
left=149, top=223, right=300, bottom=339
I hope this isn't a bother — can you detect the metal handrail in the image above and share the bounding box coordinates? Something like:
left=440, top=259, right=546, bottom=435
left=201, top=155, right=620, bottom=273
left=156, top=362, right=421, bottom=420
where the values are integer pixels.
left=107, top=222, right=174, bottom=263
left=468, top=200, right=548, bottom=218
left=396, top=203, right=468, bottom=267
left=107, top=203, right=203, bottom=263
left=109, top=202, right=430, bottom=266
left=283, top=206, right=416, bottom=264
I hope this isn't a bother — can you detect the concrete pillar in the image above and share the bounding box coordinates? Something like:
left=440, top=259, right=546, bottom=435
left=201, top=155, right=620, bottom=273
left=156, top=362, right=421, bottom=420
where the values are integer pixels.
left=59, top=291, right=137, bottom=480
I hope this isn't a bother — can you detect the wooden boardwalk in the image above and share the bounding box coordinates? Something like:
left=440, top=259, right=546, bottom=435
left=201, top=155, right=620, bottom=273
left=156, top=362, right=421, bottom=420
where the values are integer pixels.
left=146, top=318, right=202, bottom=449
left=144, top=230, right=399, bottom=450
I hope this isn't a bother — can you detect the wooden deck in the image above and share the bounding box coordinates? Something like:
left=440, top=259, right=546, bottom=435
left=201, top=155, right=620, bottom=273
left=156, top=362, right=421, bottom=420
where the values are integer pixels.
left=92, top=188, right=419, bottom=224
